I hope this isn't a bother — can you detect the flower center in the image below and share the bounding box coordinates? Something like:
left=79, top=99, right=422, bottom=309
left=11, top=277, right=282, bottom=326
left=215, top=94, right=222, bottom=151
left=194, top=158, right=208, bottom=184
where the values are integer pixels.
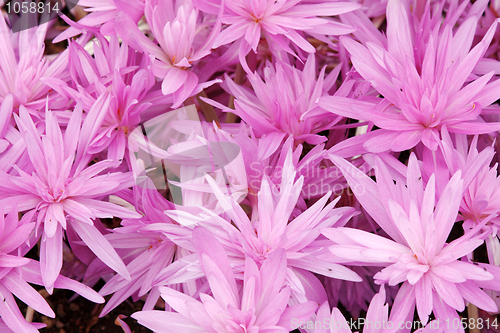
left=43, top=187, right=68, bottom=203
left=250, top=13, right=262, bottom=23
left=225, top=322, right=250, bottom=333
left=221, top=309, right=257, bottom=333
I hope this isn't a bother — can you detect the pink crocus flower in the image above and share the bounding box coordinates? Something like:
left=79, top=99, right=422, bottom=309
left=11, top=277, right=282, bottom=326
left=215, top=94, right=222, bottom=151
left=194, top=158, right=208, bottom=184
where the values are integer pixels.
left=205, top=55, right=343, bottom=144
left=311, top=285, right=423, bottom=333
left=95, top=184, right=200, bottom=317
left=133, top=226, right=318, bottom=332
left=50, top=35, right=168, bottom=166
left=320, top=0, right=500, bottom=153
left=0, top=15, right=69, bottom=113
left=0, top=15, right=69, bottom=157
left=195, top=0, right=359, bottom=70
left=461, top=160, right=500, bottom=229
left=0, top=207, right=104, bottom=333
left=0, top=208, right=49, bottom=333
left=417, top=128, right=500, bottom=265
left=174, top=148, right=361, bottom=307
left=82, top=68, right=155, bottom=165
left=322, top=153, right=499, bottom=327
left=414, top=126, right=496, bottom=200
left=53, top=0, right=146, bottom=42
left=115, top=0, right=222, bottom=108
left=0, top=107, right=140, bottom=292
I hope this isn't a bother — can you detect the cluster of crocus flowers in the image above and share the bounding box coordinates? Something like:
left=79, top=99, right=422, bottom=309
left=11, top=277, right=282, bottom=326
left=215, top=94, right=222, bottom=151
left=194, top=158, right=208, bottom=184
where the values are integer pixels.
left=3, top=0, right=500, bottom=332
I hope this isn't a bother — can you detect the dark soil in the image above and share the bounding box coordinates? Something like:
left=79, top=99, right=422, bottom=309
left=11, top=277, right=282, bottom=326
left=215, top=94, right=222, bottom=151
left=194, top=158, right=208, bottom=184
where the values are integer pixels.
left=20, top=288, right=152, bottom=333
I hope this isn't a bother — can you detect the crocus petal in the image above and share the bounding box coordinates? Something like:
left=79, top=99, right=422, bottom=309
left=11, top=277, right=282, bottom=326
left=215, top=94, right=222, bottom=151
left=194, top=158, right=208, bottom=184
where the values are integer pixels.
left=161, top=67, right=188, bottom=95
left=132, top=311, right=205, bottom=333
left=0, top=285, right=39, bottom=333
left=71, top=219, right=131, bottom=281
left=2, top=271, right=55, bottom=318
left=40, top=225, right=63, bottom=293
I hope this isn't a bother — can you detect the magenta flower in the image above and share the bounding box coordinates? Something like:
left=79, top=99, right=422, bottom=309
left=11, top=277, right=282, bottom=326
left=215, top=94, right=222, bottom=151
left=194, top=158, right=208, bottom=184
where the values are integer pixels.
left=320, top=0, right=500, bottom=153
left=133, top=226, right=318, bottom=332
left=322, top=153, right=499, bottom=325
left=0, top=107, right=140, bottom=292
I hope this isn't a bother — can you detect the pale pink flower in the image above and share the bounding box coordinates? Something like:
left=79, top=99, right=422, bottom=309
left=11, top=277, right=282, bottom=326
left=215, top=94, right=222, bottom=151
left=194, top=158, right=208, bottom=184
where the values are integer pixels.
left=195, top=0, right=359, bottom=70
left=0, top=15, right=69, bottom=113
left=133, top=226, right=318, bottom=332
left=0, top=207, right=104, bottom=333
left=171, top=148, right=360, bottom=307
left=116, top=0, right=222, bottom=108
left=322, top=153, right=499, bottom=326
left=0, top=107, right=140, bottom=292
left=205, top=55, right=343, bottom=144
left=53, top=0, right=146, bottom=41
left=321, top=0, right=500, bottom=153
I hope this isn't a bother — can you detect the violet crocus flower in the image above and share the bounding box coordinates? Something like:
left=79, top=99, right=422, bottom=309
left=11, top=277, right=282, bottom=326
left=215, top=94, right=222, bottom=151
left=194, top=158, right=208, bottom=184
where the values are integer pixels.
left=321, top=153, right=499, bottom=327
left=0, top=106, right=140, bottom=292
left=133, top=226, right=318, bottom=332
left=320, top=0, right=500, bottom=154
left=115, top=0, right=222, bottom=108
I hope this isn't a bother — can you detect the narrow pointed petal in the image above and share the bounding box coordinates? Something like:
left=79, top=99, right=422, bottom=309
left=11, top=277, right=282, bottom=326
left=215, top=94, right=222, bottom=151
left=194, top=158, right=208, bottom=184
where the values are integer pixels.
left=132, top=311, right=205, bottom=333
left=71, top=219, right=131, bottom=281
left=2, top=272, right=55, bottom=318
left=40, top=225, right=63, bottom=293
